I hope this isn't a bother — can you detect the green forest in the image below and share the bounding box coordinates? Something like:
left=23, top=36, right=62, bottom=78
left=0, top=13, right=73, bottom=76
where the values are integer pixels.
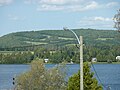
left=0, top=29, right=120, bottom=64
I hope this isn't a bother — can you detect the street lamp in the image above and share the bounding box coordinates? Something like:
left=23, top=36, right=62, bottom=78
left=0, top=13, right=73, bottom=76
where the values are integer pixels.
left=63, top=27, right=83, bottom=90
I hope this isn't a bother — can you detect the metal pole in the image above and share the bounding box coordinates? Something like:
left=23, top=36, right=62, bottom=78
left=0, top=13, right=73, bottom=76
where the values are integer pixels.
left=80, top=36, right=83, bottom=90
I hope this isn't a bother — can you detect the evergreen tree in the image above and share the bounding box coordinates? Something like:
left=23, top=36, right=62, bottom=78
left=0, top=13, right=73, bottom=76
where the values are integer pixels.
left=67, top=62, right=102, bottom=90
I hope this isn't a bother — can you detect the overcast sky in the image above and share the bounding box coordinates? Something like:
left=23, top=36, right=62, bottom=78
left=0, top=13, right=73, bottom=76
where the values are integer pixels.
left=0, top=0, right=119, bottom=36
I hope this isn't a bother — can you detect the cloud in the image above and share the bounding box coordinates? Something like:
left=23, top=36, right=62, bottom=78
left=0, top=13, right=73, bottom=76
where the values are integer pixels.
left=77, top=16, right=113, bottom=29
left=37, top=4, right=64, bottom=11
left=94, top=17, right=112, bottom=21
left=38, top=0, right=69, bottom=5
left=36, top=0, right=99, bottom=11
left=24, top=0, right=119, bottom=12
left=70, top=1, right=98, bottom=12
left=25, top=0, right=82, bottom=5
left=83, top=1, right=98, bottom=10
left=0, top=0, right=13, bottom=6
left=106, top=2, right=119, bottom=7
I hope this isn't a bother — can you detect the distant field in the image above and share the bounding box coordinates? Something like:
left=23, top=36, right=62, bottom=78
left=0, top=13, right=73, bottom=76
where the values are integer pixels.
left=65, top=44, right=76, bottom=46
left=0, top=51, right=15, bottom=54
left=24, top=41, right=48, bottom=45
left=96, top=38, right=113, bottom=41
left=58, top=37, right=74, bottom=40
left=0, top=51, right=34, bottom=54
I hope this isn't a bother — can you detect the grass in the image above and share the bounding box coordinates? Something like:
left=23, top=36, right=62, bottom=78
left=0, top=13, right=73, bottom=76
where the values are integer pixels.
left=96, top=38, right=113, bottom=41
left=24, top=41, right=48, bottom=45
left=58, top=37, right=74, bottom=40
left=0, top=51, right=34, bottom=55
left=65, top=44, right=76, bottom=46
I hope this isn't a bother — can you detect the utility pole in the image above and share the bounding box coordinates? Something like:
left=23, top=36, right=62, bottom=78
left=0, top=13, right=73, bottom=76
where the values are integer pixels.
left=80, top=36, right=83, bottom=90
left=63, top=27, right=84, bottom=90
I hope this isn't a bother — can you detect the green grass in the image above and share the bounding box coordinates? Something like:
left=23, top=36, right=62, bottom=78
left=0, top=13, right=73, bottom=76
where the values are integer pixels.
left=0, top=51, right=33, bottom=54
left=65, top=44, right=76, bottom=46
left=0, top=51, right=15, bottom=54
left=96, top=38, right=113, bottom=41
left=58, top=37, right=74, bottom=40
left=24, top=41, right=48, bottom=45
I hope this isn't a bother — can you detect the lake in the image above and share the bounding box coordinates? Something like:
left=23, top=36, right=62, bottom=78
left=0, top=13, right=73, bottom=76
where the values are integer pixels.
left=0, top=64, right=120, bottom=90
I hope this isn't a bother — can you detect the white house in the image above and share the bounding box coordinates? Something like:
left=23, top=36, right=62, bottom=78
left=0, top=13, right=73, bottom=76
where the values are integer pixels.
left=70, top=59, right=74, bottom=64
left=44, top=59, right=49, bottom=63
left=116, top=56, right=120, bottom=61
left=92, top=58, right=97, bottom=62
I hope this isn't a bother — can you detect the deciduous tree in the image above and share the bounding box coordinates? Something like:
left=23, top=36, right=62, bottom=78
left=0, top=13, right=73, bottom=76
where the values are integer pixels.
left=16, top=58, right=67, bottom=90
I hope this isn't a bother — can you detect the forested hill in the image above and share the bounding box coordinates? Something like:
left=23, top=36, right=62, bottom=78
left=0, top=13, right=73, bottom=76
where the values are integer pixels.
left=0, top=29, right=120, bottom=49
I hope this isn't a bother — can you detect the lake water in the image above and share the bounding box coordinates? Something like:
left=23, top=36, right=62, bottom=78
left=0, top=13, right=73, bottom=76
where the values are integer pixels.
left=0, top=64, right=120, bottom=90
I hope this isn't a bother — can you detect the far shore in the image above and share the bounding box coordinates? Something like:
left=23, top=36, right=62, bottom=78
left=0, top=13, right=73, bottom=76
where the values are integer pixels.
left=1, top=61, right=120, bottom=65
left=91, top=62, right=120, bottom=64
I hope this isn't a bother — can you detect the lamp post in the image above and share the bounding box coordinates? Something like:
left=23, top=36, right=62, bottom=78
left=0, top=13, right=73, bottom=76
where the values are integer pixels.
left=63, top=27, right=83, bottom=90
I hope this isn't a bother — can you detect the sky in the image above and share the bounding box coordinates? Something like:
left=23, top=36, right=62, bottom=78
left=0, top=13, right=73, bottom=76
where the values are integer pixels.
left=0, top=0, right=120, bottom=36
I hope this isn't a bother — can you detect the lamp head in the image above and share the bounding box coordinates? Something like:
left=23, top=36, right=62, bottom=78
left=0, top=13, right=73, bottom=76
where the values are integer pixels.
left=63, top=27, right=69, bottom=31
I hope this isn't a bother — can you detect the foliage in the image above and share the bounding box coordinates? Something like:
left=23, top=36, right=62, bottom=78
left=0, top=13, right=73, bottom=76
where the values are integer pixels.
left=0, top=51, right=34, bottom=64
left=0, top=29, right=120, bottom=64
left=0, top=29, right=120, bottom=49
left=16, top=59, right=67, bottom=90
left=67, top=62, right=102, bottom=90
left=0, top=44, right=120, bottom=64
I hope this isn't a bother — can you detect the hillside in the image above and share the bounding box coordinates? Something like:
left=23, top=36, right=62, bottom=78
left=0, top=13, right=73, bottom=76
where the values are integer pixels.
left=0, top=29, right=120, bottom=50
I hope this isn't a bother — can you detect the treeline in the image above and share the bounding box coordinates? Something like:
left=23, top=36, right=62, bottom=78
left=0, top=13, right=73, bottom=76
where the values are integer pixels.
left=0, top=52, right=34, bottom=64
left=0, top=45, right=120, bottom=64
left=84, top=45, right=120, bottom=62
left=34, top=45, right=120, bottom=63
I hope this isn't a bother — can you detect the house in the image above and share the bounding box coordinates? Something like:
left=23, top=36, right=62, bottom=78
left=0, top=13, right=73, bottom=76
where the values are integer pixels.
left=70, top=59, right=74, bottom=64
left=92, top=58, right=97, bottom=62
left=116, top=56, right=120, bottom=61
left=44, top=59, right=49, bottom=63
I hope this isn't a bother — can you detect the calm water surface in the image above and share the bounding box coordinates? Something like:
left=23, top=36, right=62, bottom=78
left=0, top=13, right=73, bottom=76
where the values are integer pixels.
left=0, top=64, right=120, bottom=90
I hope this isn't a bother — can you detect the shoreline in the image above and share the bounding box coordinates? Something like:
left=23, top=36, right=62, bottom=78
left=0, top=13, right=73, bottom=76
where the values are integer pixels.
left=1, top=62, right=120, bottom=65
left=91, top=62, right=120, bottom=64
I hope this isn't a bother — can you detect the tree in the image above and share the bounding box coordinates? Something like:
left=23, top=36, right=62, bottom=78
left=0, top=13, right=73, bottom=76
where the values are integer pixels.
left=16, top=58, right=67, bottom=90
left=67, top=62, right=102, bottom=90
